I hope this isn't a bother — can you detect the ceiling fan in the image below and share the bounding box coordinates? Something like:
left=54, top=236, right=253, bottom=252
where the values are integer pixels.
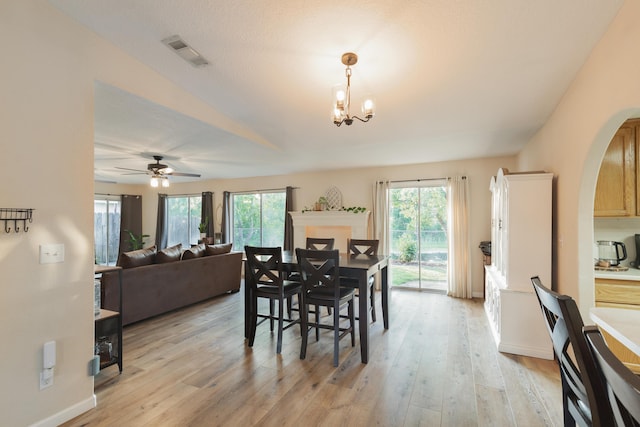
left=116, top=155, right=201, bottom=187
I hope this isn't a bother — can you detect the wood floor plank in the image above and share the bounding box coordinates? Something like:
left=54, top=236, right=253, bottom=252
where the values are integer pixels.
left=62, top=286, right=562, bottom=427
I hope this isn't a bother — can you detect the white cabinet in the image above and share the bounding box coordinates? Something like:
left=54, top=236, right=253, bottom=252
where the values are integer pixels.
left=484, top=168, right=554, bottom=360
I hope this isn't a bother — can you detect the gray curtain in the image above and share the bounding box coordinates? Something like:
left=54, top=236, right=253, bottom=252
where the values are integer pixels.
left=221, top=191, right=231, bottom=244
left=201, top=191, right=214, bottom=237
left=119, top=195, right=142, bottom=254
left=155, top=193, right=168, bottom=249
left=284, top=186, right=294, bottom=250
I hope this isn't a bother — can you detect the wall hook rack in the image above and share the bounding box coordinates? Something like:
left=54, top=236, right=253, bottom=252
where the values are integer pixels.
left=1, top=208, right=34, bottom=233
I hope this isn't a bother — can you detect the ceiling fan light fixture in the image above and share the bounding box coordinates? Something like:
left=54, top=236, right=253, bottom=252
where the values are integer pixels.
left=162, top=177, right=170, bottom=188
left=332, top=52, right=374, bottom=127
left=150, top=176, right=159, bottom=187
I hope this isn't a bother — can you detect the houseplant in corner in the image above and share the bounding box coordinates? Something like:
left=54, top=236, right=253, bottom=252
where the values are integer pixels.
left=125, top=230, right=149, bottom=251
left=198, top=216, right=209, bottom=239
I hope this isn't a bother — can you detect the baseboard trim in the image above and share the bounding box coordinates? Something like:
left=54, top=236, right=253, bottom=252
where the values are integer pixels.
left=30, top=394, right=96, bottom=427
left=498, top=342, right=554, bottom=360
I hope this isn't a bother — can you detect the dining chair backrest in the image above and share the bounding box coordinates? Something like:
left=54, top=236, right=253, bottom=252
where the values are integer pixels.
left=296, top=248, right=340, bottom=296
left=347, top=239, right=379, bottom=256
left=584, top=325, right=640, bottom=426
left=245, top=246, right=285, bottom=291
left=305, top=237, right=334, bottom=251
left=531, top=276, right=613, bottom=427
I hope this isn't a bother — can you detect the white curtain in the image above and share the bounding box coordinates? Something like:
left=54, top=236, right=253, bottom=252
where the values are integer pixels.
left=447, top=176, right=472, bottom=298
left=373, top=181, right=389, bottom=290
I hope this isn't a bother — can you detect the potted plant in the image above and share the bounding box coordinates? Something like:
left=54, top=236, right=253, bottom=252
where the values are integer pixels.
left=125, top=230, right=149, bottom=251
left=315, top=196, right=328, bottom=211
left=198, top=216, right=209, bottom=238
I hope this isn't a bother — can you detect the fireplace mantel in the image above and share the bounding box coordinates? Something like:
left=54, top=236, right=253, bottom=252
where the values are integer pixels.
left=289, top=211, right=371, bottom=253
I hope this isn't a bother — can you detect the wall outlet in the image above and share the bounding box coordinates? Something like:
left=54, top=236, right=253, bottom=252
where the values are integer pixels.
left=40, top=369, right=54, bottom=390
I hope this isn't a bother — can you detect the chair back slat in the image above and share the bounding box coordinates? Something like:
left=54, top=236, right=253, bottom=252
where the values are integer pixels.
left=245, top=246, right=284, bottom=291
left=347, top=239, right=379, bottom=256
left=584, top=325, right=640, bottom=426
left=531, top=276, right=613, bottom=426
left=296, top=249, right=340, bottom=296
left=305, top=237, right=335, bottom=251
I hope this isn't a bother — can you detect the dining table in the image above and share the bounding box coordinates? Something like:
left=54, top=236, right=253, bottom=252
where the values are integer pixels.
left=244, top=250, right=389, bottom=364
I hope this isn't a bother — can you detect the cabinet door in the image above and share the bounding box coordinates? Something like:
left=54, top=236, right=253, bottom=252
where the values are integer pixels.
left=594, top=125, right=635, bottom=217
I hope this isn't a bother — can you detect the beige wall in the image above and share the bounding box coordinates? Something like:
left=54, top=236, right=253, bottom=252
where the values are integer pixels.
left=99, top=155, right=516, bottom=299
left=517, top=0, right=640, bottom=315
left=1, top=2, right=254, bottom=426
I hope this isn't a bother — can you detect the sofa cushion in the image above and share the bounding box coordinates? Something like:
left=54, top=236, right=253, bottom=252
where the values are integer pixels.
left=205, top=243, right=232, bottom=256
left=117, top=245, right=157, bottom=269
left=156, top=243, right=182, bottom=264
left=182, top=243, right=206, bottom=260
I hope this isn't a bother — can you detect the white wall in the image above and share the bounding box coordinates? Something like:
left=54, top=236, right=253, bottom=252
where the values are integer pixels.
left=517, top=0, right=640, bottom=314
left=1, top=2, right=250, bottom=425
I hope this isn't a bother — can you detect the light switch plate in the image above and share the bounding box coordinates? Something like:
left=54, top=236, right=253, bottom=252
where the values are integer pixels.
left=39, top=244, right=64, bottom=264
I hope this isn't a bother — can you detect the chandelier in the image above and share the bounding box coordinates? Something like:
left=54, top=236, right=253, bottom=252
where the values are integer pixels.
left=332, top=52, right=375, bottom=127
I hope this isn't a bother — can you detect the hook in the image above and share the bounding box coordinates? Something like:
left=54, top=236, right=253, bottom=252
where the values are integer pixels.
left=23, top=219, right=29, bottom=232
left=4, top=220, right=10, bottom=233
left=14, top=219, right=19, bottom=233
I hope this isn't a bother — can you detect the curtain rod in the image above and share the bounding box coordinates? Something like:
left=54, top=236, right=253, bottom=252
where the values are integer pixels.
left=232, top=186, right=299, bottom=194
left=94, top=193, right=142, bottom=197
left=381, top=176, right=466, bottom=184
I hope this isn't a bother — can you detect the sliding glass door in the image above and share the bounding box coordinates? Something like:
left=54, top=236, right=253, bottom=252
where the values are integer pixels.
left=389, top=181, right=448, bottom=291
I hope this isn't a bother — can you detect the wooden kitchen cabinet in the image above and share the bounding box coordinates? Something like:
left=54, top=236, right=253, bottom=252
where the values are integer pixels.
left=594, top=122, right=636, bottom=217
left=594, top=277, right=640, bottom=373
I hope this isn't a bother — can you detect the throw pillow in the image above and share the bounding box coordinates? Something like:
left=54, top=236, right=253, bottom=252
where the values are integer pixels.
left=156, top=243, right=182, bottom=264
left=117, top=245, right=157, bottom=269
left=182, top=243, right=206, bottom=260
left=205, top=243, right=232, bottom=256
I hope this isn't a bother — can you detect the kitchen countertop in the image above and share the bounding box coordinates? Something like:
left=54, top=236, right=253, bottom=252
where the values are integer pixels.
left=594, top=267, right=640, bottom=281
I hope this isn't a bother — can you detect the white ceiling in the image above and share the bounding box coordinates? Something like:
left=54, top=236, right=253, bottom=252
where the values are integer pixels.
left=49, top=0, right=623, bottom=185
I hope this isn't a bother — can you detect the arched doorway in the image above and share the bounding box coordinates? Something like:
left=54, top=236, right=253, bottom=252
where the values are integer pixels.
left=577, top=109, right=640, bottom=315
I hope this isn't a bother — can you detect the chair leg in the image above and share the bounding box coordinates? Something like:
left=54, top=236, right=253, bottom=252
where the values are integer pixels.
left=277, top=298, right=284, bottom=354
left=300, top=301, right=308, bottom=360
left=370, top=284, right=376, bottom=323
left=269, top=299, right=275, bottom=331
left=315, top=305, right=320, bottom=341
left=248, top=297, right=258, bottom=347
left=333, top=303, right=340, bottom=367
left=349, top=299, right=355, bottom=347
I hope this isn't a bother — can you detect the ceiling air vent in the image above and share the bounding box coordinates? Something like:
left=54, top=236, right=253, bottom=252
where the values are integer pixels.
left=162, top=35, right=209, bottom=68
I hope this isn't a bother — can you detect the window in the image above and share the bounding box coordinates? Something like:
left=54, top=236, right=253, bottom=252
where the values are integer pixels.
left=167, top=195, right=202, bottom=247
left=231, top=191, right=286, bottom=252
left=389, top=181, right=448, bottom=292
left=94, top=196, right=121, bottom=265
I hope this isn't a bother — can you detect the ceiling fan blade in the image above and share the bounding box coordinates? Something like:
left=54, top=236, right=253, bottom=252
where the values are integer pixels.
left=116, top=166, right=149, bottom=173
left=168, top=172, right=201, bottom=177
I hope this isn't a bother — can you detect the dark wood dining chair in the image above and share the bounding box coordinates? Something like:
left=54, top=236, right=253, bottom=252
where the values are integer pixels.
left=341, top=238, right=379, bottom=322
left=584, top=325, right=640, bottom=426
left=305, top=237, right=335, bottom=251
left=245, top=246, right=302, bottom=354
left=296, top=248, right=355, bottom=367
left=531, top=276, right=613, bottom=427
left=289, top=237, right=336, bottom=315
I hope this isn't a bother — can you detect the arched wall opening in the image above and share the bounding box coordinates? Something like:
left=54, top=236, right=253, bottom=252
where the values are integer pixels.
left=578, top=108, right=640, bottom=315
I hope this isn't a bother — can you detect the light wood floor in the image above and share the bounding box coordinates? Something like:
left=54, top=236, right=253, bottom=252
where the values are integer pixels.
left=63, top=285, right=563, bottom=427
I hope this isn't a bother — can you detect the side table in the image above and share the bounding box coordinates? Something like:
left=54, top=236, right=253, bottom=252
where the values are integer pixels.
left=94, top=265, right=123, bottom=373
